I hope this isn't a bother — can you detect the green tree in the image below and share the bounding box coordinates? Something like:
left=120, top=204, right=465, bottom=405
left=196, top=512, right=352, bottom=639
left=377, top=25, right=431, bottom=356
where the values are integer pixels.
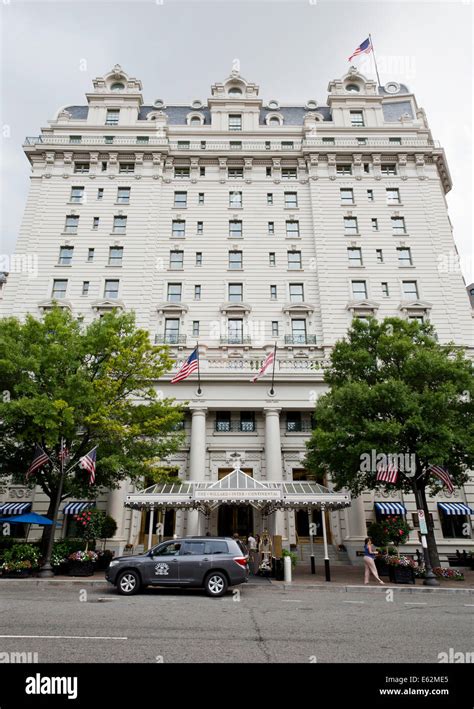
left=0, top=307, right=185, bottom=548
left=305, top=317, right=474, bottom=567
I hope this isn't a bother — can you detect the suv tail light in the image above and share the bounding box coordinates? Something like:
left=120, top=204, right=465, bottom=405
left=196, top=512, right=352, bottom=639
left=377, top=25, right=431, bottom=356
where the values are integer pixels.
left=233, top=556, right=248, bottom=568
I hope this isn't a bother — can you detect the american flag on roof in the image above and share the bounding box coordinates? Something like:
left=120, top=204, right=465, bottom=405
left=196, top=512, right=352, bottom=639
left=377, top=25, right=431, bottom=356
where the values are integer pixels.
left=429, top=464, right=454, bottom=493
left=348, top=37, right=373, bottom=62
left=376, top=461, right=399, bottom=484
left=26, top=444, right=51, bottom=479
left=171, top=347, right=199, bottom=384
left=79, top=446, right=97, bottom=485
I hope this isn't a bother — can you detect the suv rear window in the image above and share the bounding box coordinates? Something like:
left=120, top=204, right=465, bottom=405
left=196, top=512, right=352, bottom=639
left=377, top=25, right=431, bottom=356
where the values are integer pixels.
left=204, top=540, right=229, bottom=555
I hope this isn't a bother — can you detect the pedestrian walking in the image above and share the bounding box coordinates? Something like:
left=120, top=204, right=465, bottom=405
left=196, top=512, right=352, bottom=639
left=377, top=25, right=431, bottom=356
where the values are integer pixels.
left=363, top=537, right=385, bottom=585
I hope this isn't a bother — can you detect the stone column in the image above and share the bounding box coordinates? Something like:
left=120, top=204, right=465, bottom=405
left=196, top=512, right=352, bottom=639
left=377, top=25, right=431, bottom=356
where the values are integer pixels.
left=107, top=479, right=129, bottom=555
left=344, top=494, right=367, bottom=564
left=187, top=407, right=207, bottom=536
left=264, top=407, right=284, bottom=537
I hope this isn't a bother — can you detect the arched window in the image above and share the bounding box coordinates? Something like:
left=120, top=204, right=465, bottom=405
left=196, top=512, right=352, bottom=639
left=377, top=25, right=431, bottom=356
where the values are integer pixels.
left=345, top=83, right=360, bottom=93
left=268, top=115, right=282, bottom=126
left=190, top=116, right=202, bottom=126
left=110, top=82, right=125, bottom=91
left=228, top=87, right=243, bottom=96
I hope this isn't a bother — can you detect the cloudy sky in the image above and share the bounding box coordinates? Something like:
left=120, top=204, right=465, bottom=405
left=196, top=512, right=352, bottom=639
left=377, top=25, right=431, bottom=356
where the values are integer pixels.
left=1, top=0, right=472, bottom=282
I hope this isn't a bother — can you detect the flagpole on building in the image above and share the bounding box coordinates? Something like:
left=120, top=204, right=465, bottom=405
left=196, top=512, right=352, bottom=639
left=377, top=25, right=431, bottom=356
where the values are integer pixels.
left=39, top=437, right=67, bottom=578
left=269, top=343, right=277, bottom=396
left=196, top=343, right=202, bottom=395
left=368, top=33, right=382, bottom=88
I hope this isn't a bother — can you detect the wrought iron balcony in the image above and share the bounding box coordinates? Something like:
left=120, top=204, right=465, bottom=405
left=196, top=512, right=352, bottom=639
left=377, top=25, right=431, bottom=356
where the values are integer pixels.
left=155, top=334, right=187, bottom=345
left=284, top=335, right=317, bottom=345
left=286, top=421, right=313, bottom=433
left=215, top=421, right=256, bottom=433
left=219, top=337, right=252, bottom=345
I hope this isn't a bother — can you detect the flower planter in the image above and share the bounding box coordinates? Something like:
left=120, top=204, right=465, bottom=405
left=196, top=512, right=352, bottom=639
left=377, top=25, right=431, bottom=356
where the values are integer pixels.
left=53, top=562, right=70, bottom=576
left=388, top=565, right=415, bottom=584
left=68, top=560, right=95, bottom=577
left=375, top=557, right=390, bottom=577
left=3, top=568, right=33, bottom=579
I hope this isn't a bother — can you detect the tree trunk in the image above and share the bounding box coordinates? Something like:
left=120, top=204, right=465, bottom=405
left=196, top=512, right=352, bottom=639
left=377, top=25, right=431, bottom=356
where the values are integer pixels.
left=419, top=483, right=441, bottom=568
left=40, top=494, right=57, bottom=556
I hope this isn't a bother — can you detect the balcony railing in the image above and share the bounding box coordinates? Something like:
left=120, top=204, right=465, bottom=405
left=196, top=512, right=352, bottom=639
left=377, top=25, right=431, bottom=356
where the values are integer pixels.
left=284, top=335, right=317, bottom=345
left=220, top=337, right=252, bottom=345
left=286, top=421, right=313, bottom=433
left=215, top=421, right=256, bottom=433
left=155, top=334, right=187, bottom=345
left=303, top=137, right=440, bottom=149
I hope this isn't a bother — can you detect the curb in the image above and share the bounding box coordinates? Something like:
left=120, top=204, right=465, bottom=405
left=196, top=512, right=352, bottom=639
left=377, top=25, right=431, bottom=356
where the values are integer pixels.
left=275, top=582, right=474, bottom=594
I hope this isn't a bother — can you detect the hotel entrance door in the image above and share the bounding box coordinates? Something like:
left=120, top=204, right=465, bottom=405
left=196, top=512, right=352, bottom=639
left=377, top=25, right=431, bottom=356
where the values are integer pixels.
left=217, top=505, right=254, bottom=537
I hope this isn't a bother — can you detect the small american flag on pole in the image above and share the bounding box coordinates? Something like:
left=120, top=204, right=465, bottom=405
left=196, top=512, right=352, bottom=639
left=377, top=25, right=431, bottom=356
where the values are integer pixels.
left=251, top=349, right=275, bottom=383
left=58, top=441, right=70, bottom=463
left=171, top=347, right=199, bottom=384
left=429, top=465, right=454, bottom=493
left=376, top=461, right=399, bottom=484
left=348, top=37, right=373, bottom=62
left=26, top=444, right=51, bottom=479
left=79, top=446, right=97, bottom=485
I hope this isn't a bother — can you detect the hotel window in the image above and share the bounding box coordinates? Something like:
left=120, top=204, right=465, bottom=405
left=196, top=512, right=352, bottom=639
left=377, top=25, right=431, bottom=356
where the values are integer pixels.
left=357, top=137, right=367, bottom=145
left=282, top=168, right=297, bottom=179
left=105, top=109, right=120, bottom=125
left=272, top=321, right=279, bottom=337
left=200, top=141, right=206, bottom=149
left=229, top=220, right=243, bottom=238
left=229, top=191, right=242, bottom=208
left=87, top=248, right=95, bottom=262
left=69, top=135, right=82, bottom=144
left=347, top=247, right=362, bottom=266
left=439, top=509, right=470, bottom=539
left=351, top=280, right=368, bottom=299
left=177, top=141, right=190, bottom=150
left=192, top=321, right=200, bottom=337
left=81, top=281, right=90, bottom=296
left=164, top=318, right=180, bottom=344
left=172, top=220, right=186, bottom=237
left=119, top=163, right=134, bottom=174
left=268, top=222, right=275, bottom=235
left=402, top=280, right=418, bottom=299
left=367, top=189, right=374, bottom=202
left=216, top=411, right=231, bottom=432
left=363, top=164, right=370, bottom=174
left=167, top=283, right=182, bottom=302
left=105, top=136, right=114, bottom=145
left=64, top=215, right=79, bottom=234
left=322, top=137, right=335, bottom=145
left=70, top=186, right=84, bottom=203
left=267, top=193, right=273, bottom=205
left=337, top=164, right=352, bottom=176
left=265, top=141, right=271, bottom=150
left=228, top=167, right=243, bottom=179
left=391, top=216, right=406, bottom=235
left=200, top=166, right=206, bottom=176
left=194, top=285, right=201, bottom=301
left=74, top=162, right=89, bottom=173
left=174, top=191, right=187, bottom=208
left=350, top=110, right=364, bottom=127
left=195, top=252, right=202, bottom=266
left=289, top=283, right=304, bottom=302
left=174, top=167, right=190, bottom=178
left=117, top=187, right=130, bottom=204
left=397, top=247, right=412, bottom=266
left=228, top=283, right=243, bottom=302
left=386, top=188, right=401, bottom=204
left=270, top=285, right=277, bottom=300
left=113, top=215, right=127, bottom=234
left=266, top=167, right=272, bottom=177
left=109, top=246, right=123, bottom=267
left=381, top=164, right=397, bottom=175
left=136, top=136, right=149, bottom=144
left=228, top=319, right=243, bottom=344
left=287, top=411, right=302, bottom=432
left=340, top=188, right=354, bottom=204
left=240, top=412, right=255, bottom=432
left=287, top=251, right=302, bottom=270
left=269, top=252, right=276, bottom=267
left=97, top=188, right=104, bottom=200
left=376, top=249, right=384, bottom=263
left=58, top=246, right=74, bottom=265
left=408, top=315, right=424, bottom=324
left=92, top=217, right=99, bottom=230
left=104, top=279, right=119, bottom=299
left=282, top=141, right=294, bottom=149
left=228, top=250, right=243, bottom=270
left=52, top=279, right=68, bottom=299
left=371, top=218, right=379, bottom=231
left=101, top=161, right=108, bottom=172
left=169, top=250, right=184, bottom=270
left=197, top=221, right=203, bottom=235
left=291, top=319, right=307, bottom=343
left=381, top=282, right=389, bottom=297
left=389, top=137, right=402, bottom=145
left=198, top=193, right=205, bottom=205
left=230, top=141, right=242, bottom=150
left=284, top=192, right=298, bottom=208
left=286, top=220, right=300, bottom=238
left=228, top=114, right=242, bottom=131
left=344, top=217, right=358, bottom=235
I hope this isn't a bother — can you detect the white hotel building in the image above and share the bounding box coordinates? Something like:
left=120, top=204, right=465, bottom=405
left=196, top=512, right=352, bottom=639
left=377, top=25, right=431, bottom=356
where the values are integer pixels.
left=1, top=65, right=473, bottom=562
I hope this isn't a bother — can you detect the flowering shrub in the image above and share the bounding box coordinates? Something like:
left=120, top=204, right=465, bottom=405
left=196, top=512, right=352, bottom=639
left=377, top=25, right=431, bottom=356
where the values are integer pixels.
left=415, top=566, right=464, bottom=581
left=68, top=550, right=98, bottom=563
left=368, top=516, right=411, bottom=547
left=2, top=560, right=33, bottom=572
left=383, top=554, right=415, bottom=568
left=2, top=544, right=40, bottom=569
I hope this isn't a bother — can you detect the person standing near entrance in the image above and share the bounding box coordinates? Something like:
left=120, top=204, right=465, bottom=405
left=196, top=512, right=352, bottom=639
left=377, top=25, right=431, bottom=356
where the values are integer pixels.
left=364, top=537, right=385, bottom=585
left=247, top=533, right=258, bottom=575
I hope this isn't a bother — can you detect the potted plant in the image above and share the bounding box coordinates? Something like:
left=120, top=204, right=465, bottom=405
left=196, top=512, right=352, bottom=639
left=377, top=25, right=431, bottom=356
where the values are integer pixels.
left=68, top=550, right=98, bottom=577
left=1, top=543, right=40, bottom=577
left=1, top=560, right=34, bottom=578
left=386, top=555, right=416, bottom=584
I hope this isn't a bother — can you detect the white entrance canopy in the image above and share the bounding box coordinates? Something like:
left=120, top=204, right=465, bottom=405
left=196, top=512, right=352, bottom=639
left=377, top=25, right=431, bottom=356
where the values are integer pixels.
left=125, top=468, right=351, bottom=516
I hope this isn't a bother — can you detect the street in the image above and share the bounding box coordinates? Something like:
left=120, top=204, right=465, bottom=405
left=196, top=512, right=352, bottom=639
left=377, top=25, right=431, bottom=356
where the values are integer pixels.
left=0, top=581, right=472, bottom=663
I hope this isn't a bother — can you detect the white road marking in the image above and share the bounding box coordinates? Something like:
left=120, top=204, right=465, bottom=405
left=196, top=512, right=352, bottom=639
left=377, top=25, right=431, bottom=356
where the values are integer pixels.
left=343, top=600, right=365, bottom=604
left=404, top=602, right=427, bottom=605
left=463, top=604, right=474, bottom=607
left=282, top=599, right=303, bottom=602
left=0, top=634, right=127, bottom=640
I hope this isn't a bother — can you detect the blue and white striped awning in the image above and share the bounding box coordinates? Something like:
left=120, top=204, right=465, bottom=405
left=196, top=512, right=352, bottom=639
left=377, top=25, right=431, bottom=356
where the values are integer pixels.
left=438, top=502, right=473, bottom=516
left=375, top=502, right=407, bottom=515
left=62, top=502, right=95, bottom=515
left=0, top=502, right=32, bottom=515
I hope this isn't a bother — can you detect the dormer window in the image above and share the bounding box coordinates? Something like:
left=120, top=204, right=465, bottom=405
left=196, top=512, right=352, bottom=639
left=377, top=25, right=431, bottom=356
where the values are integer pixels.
left=228, top=87, right=243, bottom=96
left=346, top=83, right=360, bottom=93
left=110, top=82, right=125, bottom=91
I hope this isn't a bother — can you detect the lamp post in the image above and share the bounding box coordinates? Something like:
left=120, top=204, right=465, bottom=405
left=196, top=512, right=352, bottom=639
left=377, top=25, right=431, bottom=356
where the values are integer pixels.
left=413, top=479, right=439, bottom=587
left=39, top=439, right=67, bottom=578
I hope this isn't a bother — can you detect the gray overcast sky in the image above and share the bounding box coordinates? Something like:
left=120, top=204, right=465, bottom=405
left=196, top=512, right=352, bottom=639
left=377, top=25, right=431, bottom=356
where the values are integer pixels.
left=1, top=0, right=472, bottom=282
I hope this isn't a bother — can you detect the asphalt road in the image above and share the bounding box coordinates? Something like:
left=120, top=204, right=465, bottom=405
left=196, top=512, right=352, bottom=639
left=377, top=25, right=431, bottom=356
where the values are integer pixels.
left=0, top=581, right=472, bottom=664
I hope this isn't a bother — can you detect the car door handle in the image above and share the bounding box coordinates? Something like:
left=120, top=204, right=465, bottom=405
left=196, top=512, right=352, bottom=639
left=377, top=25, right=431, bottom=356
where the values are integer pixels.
left=202, top=558, right=209, bottom=562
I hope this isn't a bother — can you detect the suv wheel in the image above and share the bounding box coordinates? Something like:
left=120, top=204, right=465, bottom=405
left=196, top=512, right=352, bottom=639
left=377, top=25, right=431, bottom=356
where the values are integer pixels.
left=205, top=571, right=228, bottom=597
left=117, top=570, right=141, bottom=596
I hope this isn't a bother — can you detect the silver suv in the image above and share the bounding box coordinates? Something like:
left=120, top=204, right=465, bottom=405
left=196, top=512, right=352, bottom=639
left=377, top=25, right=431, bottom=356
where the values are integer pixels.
left=106, top=536, right=249, bottom=597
